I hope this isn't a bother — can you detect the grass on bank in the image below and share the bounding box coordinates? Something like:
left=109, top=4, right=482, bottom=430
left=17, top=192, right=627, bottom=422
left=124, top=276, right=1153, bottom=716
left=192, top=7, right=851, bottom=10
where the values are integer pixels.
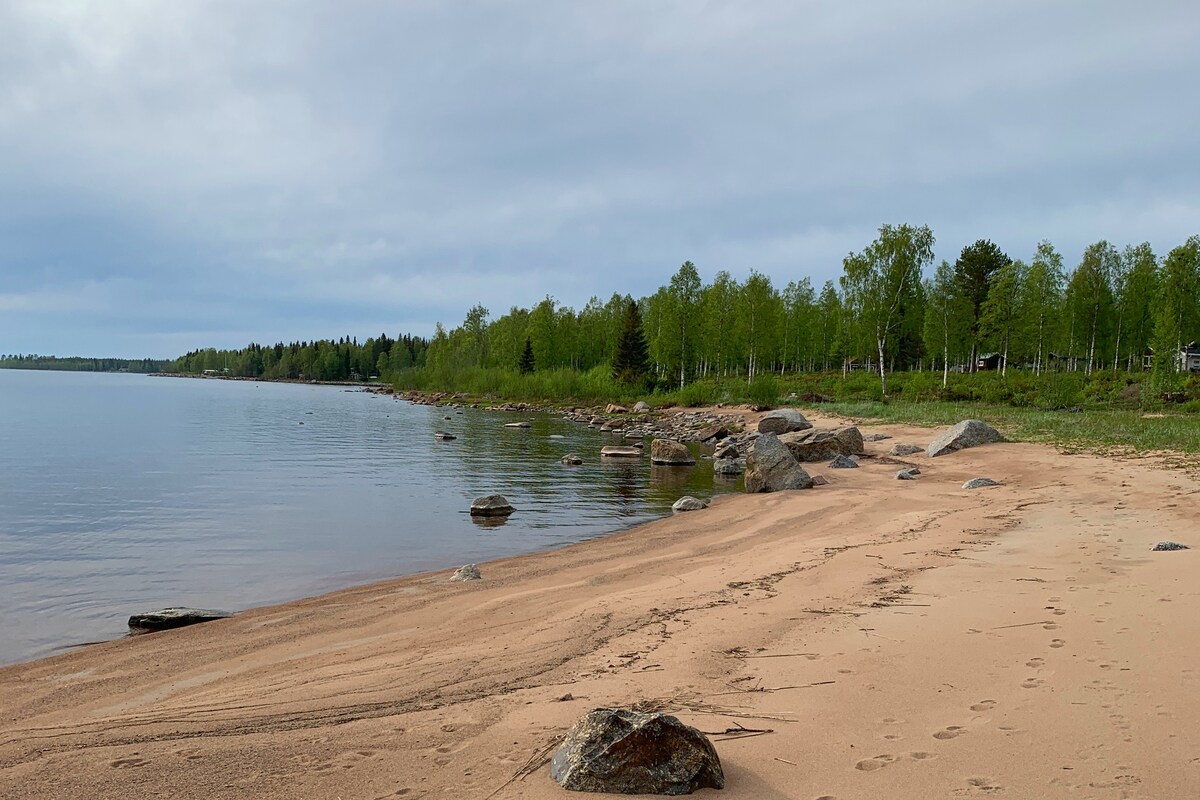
left=391, top=365, right=1200, bottom=458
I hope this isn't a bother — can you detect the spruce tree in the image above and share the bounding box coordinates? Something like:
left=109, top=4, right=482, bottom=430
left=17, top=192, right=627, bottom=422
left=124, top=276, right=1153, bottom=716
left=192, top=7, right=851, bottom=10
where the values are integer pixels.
left=612, top=299, right=651, bottom=386
left=518, top=337, right=536, bottom=375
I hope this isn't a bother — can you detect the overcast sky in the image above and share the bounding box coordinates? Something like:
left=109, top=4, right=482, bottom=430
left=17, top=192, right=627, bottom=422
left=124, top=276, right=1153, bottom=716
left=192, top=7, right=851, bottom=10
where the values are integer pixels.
left=2, top=1, right=1198, bottom=358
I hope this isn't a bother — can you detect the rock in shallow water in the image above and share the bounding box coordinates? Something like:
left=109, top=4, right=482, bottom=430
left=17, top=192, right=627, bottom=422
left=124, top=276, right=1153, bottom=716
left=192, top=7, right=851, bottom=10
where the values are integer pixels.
left=470, top=494, right=515, bottom=516
left=128, top=607, right=232, bottom=633
left=550, top=708, right=725, bottom=795
left=650, top=439, right=696, bottom=466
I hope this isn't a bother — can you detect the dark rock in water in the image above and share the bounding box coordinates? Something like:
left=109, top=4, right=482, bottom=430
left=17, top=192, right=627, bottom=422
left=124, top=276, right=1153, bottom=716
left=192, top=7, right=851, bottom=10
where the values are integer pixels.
left=895, top=468, right=920, bottom=480
left=128, top=607, right=232, bottom=633
left=713, top=442, right=739, bottom=461
left=828, top=454, right=858, bottom=469
left=601, top=446, right=642, bottom=458
left=782, top=426, right=865, bottom=462
left=927, top=419, right=1004, bottom=457
left=757, top=408, right=812, bottom=435
left=744, top=433, right=813, bottom=492
left=1152, top=541, right=1189, bottom=551
left=470, top=494, right=515, bottom=516
left=650, top=439, right=696, bottom=466
left=962, top=477, right=999, bottom=489
left=504, top=421, right=533, bottom=429
left=671, top=496, right=709, bottom=512
left=888, top=443, right=923, bottom=457
left=713, top=456, right=746, bottom=475
left=450, top=564, right=482, bottom=581
left=434, top=430, right=457, bottom=441
left=561, top=454, right=584, bottom=465
left=550, top=708, right=724, bottom=795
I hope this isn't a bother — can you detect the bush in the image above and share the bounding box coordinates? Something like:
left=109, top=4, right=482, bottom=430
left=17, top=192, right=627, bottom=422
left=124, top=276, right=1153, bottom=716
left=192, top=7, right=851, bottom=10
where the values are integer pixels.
left=748, top=374, right=780, bottom=407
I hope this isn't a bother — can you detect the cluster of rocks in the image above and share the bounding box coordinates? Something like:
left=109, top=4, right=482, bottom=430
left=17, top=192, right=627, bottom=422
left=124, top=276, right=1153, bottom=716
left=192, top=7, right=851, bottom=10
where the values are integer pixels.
left=561, top=406, right=747, bottom=445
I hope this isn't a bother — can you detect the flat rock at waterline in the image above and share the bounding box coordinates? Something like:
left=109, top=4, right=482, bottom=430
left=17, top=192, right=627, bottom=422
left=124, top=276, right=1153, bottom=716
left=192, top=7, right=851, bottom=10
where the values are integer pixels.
left=713, top=456, right=746, bottom=475
left=550, top=708, right=724, bottom=795
left=450, top=564, right=482, bottom=581
left=470, top=494, right=515, bottom=516
left=744, top=432, right=813, bottom=492
left=504, top=421, right=532, bottom=428
left=650, top=439, right=696, bottom=466
left=600, top=446, right=642, bottom=458
left=128, top=608, right=233, bottom=633
left=672, top=496, right=709, bottom=512
left=927, top=419, right=1004, bottom=458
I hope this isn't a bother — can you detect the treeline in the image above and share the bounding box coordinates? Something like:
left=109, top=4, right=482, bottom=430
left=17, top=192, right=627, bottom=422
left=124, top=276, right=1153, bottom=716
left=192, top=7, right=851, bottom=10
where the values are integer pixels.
left=0, top=355, right=168, bottom=372
left=168, top=334, right=429, bottom=381
left=413, top=225, right=1200, bottom=395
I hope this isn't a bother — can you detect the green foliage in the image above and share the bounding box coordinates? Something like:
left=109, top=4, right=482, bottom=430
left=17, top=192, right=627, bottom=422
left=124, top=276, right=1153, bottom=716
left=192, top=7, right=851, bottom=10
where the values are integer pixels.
left=747, top=374, right=779, bottom=407
left=518, top=337, right=535, bottom=375
left=0, top=355, right=168, bottom=372
left=613, top=299, right=652, bottom=387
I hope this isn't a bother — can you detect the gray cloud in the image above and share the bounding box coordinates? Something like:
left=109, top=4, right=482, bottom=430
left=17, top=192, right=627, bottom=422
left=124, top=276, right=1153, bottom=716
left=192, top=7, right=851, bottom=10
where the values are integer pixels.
left=1, top=0, right=1198, bottom=356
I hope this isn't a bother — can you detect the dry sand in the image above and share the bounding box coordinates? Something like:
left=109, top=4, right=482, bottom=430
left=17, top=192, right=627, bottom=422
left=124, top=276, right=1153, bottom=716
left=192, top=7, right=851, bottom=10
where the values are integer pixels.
left=2, top=413, right=1198, bottom=799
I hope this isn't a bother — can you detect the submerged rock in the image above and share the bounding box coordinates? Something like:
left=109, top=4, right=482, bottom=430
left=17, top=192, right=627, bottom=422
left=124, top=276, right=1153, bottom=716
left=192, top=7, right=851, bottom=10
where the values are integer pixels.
left=601, top=446, right=642, bottom=458
left=470, top=494, right=515, bottom=516
left=962, top=477, right=999, bottom=489
left=434, top=431, right=457, bottom=441
left=550, top=708, right=724, bottom=795
left=744, top=433, right=813, bottom=492
left=450, top=564, right=482, bottom=581
left=757, top=408, right=812, bottom=435
left=504, top=421, right=533, bottom=429
left=561, top=454, right=584, bottom=465
left=671, top=496, right=709, bottom=512
left=927, top=420, right=1004, bottom=458
left=128, top=607, right=232, bottom=633
left=1152, top=541, right=1189, bottom=551
left=650, top=439, right=696, bottom=466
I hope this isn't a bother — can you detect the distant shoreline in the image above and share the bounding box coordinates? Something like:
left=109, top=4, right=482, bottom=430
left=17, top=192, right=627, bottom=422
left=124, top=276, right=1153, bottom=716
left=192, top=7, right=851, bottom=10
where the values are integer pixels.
left=150, top=372, right=381, bottom=388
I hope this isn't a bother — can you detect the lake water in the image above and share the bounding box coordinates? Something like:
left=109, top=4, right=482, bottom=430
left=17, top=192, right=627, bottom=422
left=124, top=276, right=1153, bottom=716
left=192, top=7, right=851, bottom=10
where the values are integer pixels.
left=0, top=370, right=737, bottom=665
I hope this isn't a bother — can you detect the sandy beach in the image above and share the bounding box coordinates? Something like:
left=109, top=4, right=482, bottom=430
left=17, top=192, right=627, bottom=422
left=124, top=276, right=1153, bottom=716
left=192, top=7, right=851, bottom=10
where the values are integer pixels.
left=2, top=412, right=1197, bottom=799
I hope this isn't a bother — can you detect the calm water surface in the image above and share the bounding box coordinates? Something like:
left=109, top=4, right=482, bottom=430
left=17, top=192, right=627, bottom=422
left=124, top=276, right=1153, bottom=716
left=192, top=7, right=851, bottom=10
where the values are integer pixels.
left=0, top=370, right=737, bottom=664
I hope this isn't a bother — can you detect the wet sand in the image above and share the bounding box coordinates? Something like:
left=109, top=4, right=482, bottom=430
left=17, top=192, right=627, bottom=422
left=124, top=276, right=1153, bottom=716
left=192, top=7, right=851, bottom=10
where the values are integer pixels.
left=2, top=413, right=1197, bottom=799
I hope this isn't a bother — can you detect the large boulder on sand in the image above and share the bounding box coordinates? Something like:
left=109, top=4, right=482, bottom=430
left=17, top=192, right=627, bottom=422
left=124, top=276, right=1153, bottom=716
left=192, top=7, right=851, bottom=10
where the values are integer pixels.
left=128, top=607, right=232, bottom=633
left=927, top=420, right=1004, bottom=457
left=781, top=426, right=865, bottom=463
left=650, top=439, right=696, bottom=466
left=757, top=408, right=812, bottom=435
left=744, top=433, right=813, bottom=492
left=550, top=708, right=725, bottom=795
left=470, top=494, right=515, bottom=516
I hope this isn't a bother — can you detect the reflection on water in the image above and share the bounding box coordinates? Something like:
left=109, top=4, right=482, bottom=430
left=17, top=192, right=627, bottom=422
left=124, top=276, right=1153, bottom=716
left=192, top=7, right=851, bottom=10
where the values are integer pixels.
left=0, top=370, right=740, bottom=665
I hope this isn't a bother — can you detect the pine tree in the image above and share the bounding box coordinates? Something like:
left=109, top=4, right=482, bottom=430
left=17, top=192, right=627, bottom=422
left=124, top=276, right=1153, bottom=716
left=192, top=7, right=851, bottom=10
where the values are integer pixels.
left=612, top=299, right=651, bottom=386
left=518, top=337, right=536, bottom=375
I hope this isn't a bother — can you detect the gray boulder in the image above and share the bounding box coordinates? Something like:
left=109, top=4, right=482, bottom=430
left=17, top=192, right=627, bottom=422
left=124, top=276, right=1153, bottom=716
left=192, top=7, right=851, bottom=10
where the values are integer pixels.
left=713, top=457, right=746, bottom=475
left=470, top=494, right=515, bottom=516
left=782, top=426, right=865, bottom=462
left=550, top=708, right=724, bottom=795
left=650, top=439, right=696, bottom=466
left=713, top=442, right=740, bottom=460
left=828, top=454, right=858, bottom=469
left=744, top=433, right=813, bottom=492
left=128, top=607, right=232, bottom=633
left=962, top=477, right=999, bottom=489
left=672, top=496, right=709, bottom=513
left=434, top=430, right=457, bottom=441
left=927, top=419, right=1004, bottom=457
left=1152, top=541, right=1189, bottom=551
left=561, top=454, right=583, bottom=465
left=757, top=408, right=813, bottom=435
left=633, top=401, right=651, bottom=413
left=888, top=443, right=923, bottom=457
left=864, top=433, right=892, bottom=442
left=895, top=467, right=920, bottom=480
left=450, top=564, right=482, bottom=581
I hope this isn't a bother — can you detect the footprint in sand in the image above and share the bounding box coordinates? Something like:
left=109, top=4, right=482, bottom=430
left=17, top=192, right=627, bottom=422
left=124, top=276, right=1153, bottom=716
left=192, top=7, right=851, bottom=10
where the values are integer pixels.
left=909, top=751, right=938, bottom=761
left=933, top=726, right=967, bottom=740
left=966, top=776, right=1002, bottom=791
left=1043, top=622, right=1060, bottom=631
left=110, top=757, right=149, bottom=769
left=1050, top=639, right=1067, bottom=649
left=970, top=700, right=996, bottom=712
left=855, top=754, right=898, bottom=771
left=1026, top=657, right=1045, bottom=668
left=1022, top=677, right=1045, bottom=689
